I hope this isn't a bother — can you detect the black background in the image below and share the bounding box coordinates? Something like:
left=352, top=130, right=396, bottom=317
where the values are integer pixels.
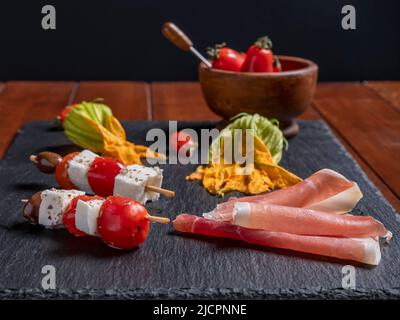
left=0, top=0, right=399, bottom=81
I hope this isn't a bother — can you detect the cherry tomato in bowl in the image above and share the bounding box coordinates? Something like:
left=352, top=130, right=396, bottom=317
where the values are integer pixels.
left=97, top=196, right=150, bottom=250
left=207, top=43, right=245, bottom=72
left=87, top=157, right=123, bottom=197
left=241, top=36, right=275, bottom=73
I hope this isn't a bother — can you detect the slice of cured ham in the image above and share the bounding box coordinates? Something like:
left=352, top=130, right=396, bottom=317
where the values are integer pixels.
left=232, top=202, right=392, bottom=239
left=204, top=169, right=363, bottom=221
left=173, top=214, right=382, bottom=265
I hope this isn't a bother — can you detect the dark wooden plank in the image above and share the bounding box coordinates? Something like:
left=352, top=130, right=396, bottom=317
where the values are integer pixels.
left=298, top=105, right=321, bottom=120
left=0, top=81, right=74, bottom=158
left=364, top=81, right=400, bottom=112
left=296, top=101, right=400, bottom=212
left=311, top=103, right=400, bottom=212
left=312, top=82, right=400, bottom=202
left=0, top=82, right=4, bottom=94
left=73, top=81, right=150, bottom=120
left=305, top=89, right=400, bottom=212
left=151, top=82, right=221, bottom=120
left=310, top=85, right=400, bottom=212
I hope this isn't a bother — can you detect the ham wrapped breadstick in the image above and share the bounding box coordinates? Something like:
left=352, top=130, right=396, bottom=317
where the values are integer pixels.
left=232, top=202, right=392, bottom=240
left=173, top=214, right=382, bottom=265
left=205, top=169, right=363, bottom=221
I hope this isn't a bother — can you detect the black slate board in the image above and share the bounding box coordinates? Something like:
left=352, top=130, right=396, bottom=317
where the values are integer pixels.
left=0, top=120, right=399, bottom=300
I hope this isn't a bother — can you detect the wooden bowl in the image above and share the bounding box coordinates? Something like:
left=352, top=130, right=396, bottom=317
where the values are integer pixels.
left=199, top=55, right=318, bottom=137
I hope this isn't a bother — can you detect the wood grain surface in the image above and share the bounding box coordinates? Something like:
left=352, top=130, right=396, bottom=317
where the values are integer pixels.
left=365, top=81, right=400, bottom=111
left=73, top=81, right=151, bottom=120
left=151, top=82, right=221, bottom=120
left=312, top=83, right=400, bottom=203
left=0, top=81, right=73, bottom=157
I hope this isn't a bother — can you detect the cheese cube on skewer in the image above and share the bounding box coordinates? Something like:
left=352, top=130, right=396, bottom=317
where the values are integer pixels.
left=113, top=165, right=163, bottom=204
left=38, top=189, right=85, bottom=229
left=75, top=199, right=104, bottom=236
left=67, top=150, right=97, bottom=194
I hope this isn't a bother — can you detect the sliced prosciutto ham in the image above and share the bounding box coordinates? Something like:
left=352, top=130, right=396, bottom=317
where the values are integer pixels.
left=173, top=214, right=382, bottom=265
left=232, top=202, right=392, bottom=240
left=204, top=169, right=363, bottom=221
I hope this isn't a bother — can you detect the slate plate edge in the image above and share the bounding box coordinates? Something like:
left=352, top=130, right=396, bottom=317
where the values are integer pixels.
left=1, top=287, right=400, bottom=300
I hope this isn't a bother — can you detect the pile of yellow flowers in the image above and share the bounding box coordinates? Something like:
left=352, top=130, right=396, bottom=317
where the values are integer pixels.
left=187, top=135, right=301, bottom=196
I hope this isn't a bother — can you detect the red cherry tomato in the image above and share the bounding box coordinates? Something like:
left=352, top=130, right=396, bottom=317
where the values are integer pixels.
left=241, top=36, right=275, bottom=73
left=63, top=195, right=103, bottom=236
left=170, top=131, right=191, bottom=151
left=87, top=157, right=123, bottom=197
left=170, top=131, right=196, bottom=157
left=58, top=104, right=77, bottom=123
left=97, top=196, right=150, bottom=250
left=207, top=43, right=245, bottom=72
left=55, top=152, right=80, bottom=189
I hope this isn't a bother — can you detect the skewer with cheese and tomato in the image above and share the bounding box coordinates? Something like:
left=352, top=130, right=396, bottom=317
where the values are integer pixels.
left=29, top=150, right=174, bottom=204
left=22, top=188, right=170, bottom=249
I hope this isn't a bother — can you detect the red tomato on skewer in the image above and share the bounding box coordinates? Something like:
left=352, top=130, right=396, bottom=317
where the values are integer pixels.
left=63, top=195, right=103, bottom=236
left=87, top=157, right=123, bottom=197
left=98, top=196, right=150, bottom=250
left=55, top=152, right=80, bottom=189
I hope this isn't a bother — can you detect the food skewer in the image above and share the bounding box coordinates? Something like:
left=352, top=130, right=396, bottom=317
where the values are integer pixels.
left=22, top=189, right=170, bottom=250
left=29, top=151, right=175, bottom=202
left=21, top=196, right=169, bottom=224
left=144, top=185, right=175, bottom=198
left=162, top=21, right=212, bottom=68
left=145, top=215, right=170, bottom=224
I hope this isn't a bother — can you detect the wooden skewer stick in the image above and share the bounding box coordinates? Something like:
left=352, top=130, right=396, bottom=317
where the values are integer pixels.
left=146, top=214, right=170, bottom=224
left=29, top=155, right=38, bottom=164
left=145, top=185, right=175, bottom=198
left=21, top=198, right=169, bottom=225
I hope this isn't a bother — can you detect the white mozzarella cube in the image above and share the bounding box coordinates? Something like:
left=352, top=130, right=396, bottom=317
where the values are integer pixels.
left=67, top=150, right=97, bottom=193
left=113, top=165, right=163, bottom=204
left=38, top=189, right=85, bottom=229
left=75, top=199, right=104, bottom=236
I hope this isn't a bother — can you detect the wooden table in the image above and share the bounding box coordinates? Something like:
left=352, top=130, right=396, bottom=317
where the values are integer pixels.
left=0, top=81, right=399, bottom=212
